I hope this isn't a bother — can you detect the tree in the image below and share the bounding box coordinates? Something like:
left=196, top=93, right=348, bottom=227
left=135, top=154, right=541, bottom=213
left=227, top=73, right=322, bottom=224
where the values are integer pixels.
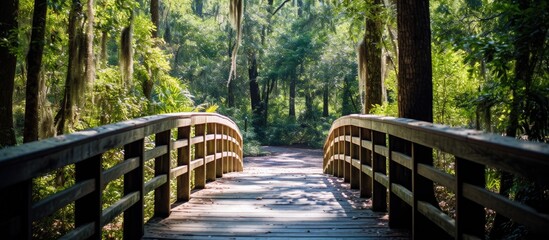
left=55, top=0, right=86, bottom=134
left=395, top=0, right=446, bottom=238
left=0, top=0, right=18, bottom=147
left=358, top=0, right=383, bottom=114
left=24, top=0, right=48, bottom=142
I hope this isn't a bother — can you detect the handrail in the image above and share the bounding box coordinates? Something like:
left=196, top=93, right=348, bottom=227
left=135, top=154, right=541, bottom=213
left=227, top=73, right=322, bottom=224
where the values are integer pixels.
left=323, top=114, right=549, bottom=239
left=0, top=112, right=243, bottom=239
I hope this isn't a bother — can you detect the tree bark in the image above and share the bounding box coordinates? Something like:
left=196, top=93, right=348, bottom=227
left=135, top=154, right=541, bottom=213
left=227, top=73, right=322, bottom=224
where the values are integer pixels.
left=55, top=0, right=85, bottom=135
left=289, top=69, right=297, bottom=118
left=364, top=0, right=382, bottom=113
left=24, top=0, right=48, bottom=143
left=396, top=1, right=444, bottom=237
left=248, top=52, right=263, bottom=123
left=151, top=0, right=160, bottom=38
left=397, top=0, right=432, bottom=122
left=322, top=84, right=329, bottom=117
left=0, top=0, right=18, bottom=147
left=86, top=0, right=95, bottom=85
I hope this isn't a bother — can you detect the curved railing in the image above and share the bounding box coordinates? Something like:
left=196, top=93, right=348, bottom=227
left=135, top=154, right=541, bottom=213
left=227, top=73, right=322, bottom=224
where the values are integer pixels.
left=0, top=113, right=243, bottom=239
left=323, top=114, right=549, bottom=239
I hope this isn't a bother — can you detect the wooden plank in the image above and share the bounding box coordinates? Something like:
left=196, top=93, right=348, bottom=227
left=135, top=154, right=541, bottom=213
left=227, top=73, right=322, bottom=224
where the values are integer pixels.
left=101, top=191, right=140, bottom=227
left=58, top=222, right=95, bottom=240
left=391, top=151, right=412, bottom=170
left=32, top=179, right=95, bottom=220
left=463, top=183, right=549, bottom=235
left=391, top=183, right=413, bottom=206
left=374, top=172, right=389, bottom=188
left=172, top=138, right=188, bottom=150
left=144, top=146, right=408, bottom=239
left=102, top=156, right=139, bottom=187
left=417, top=163, right=455, bottom=192
left=170, top=165, right=188, bottom=179
left=144, top=144, right=168, bottom=161
left=144, top=175, right=168, bottom=194
left=416, top=201, right=455, bottom=237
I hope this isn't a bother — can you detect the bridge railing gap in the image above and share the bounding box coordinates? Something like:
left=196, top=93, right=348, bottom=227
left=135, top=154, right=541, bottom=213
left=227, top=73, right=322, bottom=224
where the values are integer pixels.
left=0, top=113, right=243, bottom=240
left=323, top=114, right=549, bottom=239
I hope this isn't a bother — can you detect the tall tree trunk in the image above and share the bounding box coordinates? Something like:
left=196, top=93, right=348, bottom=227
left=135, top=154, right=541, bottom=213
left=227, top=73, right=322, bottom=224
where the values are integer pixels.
left=0, top=0, right=18, bottom=147
left=100, top=30, right=108, bottom=66
left=86, top=0, right=95, bottom=86
left=396, top=1, right=444, bottom=237
left=227, top=78, right=235, bottom=108
left=289, top=71, right=297, bottom=118
left=55, top=0, right=85, bottom=135
left=364, top=0, right=382, bottom=113
left=342, top=75, right=353, bottom=115
left=248, top=52, right=263, bottom=124
left=323, top=84, right=329, bottom=117
left=397, top=0, right=432, bottom=122
left=151, top=0, right=159, bottom=38
left=24, top=0, right=48, bottom=143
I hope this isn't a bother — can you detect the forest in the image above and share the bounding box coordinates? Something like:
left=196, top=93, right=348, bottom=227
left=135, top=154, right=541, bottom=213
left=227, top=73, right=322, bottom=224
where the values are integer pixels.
left=0, top=0, right=548, bottom=239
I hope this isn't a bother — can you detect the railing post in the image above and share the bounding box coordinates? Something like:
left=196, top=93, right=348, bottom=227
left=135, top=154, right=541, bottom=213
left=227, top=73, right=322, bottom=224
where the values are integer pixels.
left=206, top=123, right=217, bottom=182
left=456, top=157, right=485, bottom=239
left=195, top=124, right=206, bottom=188
left=360, top=128, right=372, bottom=198
left=177, top=126, right=191, bottom=202
left=350, top=125, right=360, bottom=189
left=75, top=154, right=102, bottom=239
left=388, top=136, right=412, bottom=229
left=337, top=127, right=344, bottom=178
left=329, top=132, right=335, bottom=175
left=123, top=138, right=145, bottom=239
left=0, top=180, right=31, bottom=239
left=222, top=126, right=229, bottom=174
left=344, top=125, right=351, bottom=183
left=412, top=143, right=445, bottom=238
left=371, top=130, right=387, bottom=212
left=216, top=124, right=224, bottom=178
left=155, top=130, right=171, bottom=217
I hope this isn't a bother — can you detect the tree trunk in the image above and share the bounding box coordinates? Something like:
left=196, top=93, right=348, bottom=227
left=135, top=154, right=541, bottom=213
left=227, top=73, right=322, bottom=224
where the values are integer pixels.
left=86, top=0, right=95, bottom=85
left=323, top=84, right=329, bottom=117
left=151, top=0, right=160, bottom=38
left=100, top=30, right=107, bottom=66
left=364, top=0, right=382, bottom=113
left=55, top=0, right=85, bottom=135
left=227, top=78, right=235, bottom=108
left=342, top=75, right=353, bottom=115
left=397, top=0, right=432, bottom=122
left=0, top=0, right=18, bottom=147
left=249, top=53, right=261, bottom=115
left=24, top=0, right=48, bottom=143
left=396, top=1, right=444, bottom=237
left=289, top=71, right=296, bottom=118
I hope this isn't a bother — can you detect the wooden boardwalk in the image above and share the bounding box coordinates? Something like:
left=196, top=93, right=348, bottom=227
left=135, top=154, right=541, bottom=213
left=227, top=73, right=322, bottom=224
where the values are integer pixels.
left=143, top=146, right=409, bottom=239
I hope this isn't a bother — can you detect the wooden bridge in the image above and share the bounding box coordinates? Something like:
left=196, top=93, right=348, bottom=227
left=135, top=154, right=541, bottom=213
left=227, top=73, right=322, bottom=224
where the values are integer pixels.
left=0, top=113, right=548, bottom=239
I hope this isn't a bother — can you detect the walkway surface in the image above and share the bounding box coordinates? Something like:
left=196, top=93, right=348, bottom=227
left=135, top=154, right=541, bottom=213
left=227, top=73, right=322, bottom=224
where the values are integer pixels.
left=143, top=146, right=409, bottom=239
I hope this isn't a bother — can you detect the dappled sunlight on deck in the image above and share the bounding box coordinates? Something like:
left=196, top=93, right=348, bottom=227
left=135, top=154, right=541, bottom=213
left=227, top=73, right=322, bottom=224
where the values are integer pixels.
left=143, top=146, right=408, bottom=239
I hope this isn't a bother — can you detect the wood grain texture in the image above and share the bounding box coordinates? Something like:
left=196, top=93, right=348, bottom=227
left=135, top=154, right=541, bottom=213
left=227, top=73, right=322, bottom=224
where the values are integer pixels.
left=144, top=146, right=409, bottom=239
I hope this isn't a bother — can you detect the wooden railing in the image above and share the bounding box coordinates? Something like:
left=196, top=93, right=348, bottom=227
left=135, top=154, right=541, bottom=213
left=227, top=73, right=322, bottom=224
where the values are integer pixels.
left=323, top=114, right=549, bottom=239
left=0, top=113, right=243, bottom=239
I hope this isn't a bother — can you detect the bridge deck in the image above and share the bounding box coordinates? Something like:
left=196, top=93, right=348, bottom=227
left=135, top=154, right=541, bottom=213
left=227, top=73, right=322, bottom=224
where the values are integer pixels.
left=143, top=146, right=409, bottom=239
